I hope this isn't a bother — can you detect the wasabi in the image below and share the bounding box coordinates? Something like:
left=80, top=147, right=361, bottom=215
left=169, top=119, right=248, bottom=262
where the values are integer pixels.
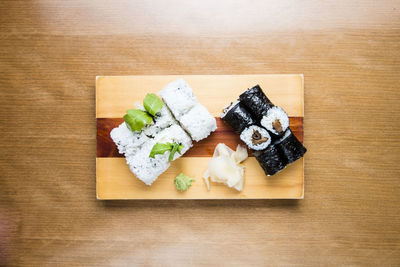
left=174, top=173, right=195, bottom=192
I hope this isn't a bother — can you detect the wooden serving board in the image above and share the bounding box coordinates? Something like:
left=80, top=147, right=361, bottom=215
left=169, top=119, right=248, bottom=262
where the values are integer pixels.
left=96, top=75, right=304, bottom=199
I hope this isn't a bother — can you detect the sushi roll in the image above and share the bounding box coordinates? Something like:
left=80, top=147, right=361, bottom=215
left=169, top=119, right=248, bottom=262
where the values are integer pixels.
left=254, top=145, right=287, bottom=176
left=276, top=129, right=307, bottom=164
left=159, top=78, right=198, bottom=120
left=110, top=122, right=149, bottom=156
left=134, top=101, right=177, bottom=138
left=125, top=124, right=193, bottom=185
left=125, top=141, right=171, bottom=185
left=111, top=103, right=177, bottom=156
left=159, top=79, right=217, bottom=142
left=155, top=124, right=193, bottom=159
left=221, top=101, right=256, bottom=134
left=240, top=125, right=271, bottom=151
left=179, top=104, right=217, bottom=142
left=143, top=105, right=176, bottom=137
left=239, top=85, right=274, bottom=120
left=111, top=79, right=218, bottom=185
left=260, top=106, right=289, bottom=138
left=219, top=85, right=307, bottom=177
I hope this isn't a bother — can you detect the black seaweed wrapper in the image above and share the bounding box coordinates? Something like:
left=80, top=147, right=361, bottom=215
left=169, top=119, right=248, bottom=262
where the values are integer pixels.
left=239, top=85, right=274, bottom=120
left=222, top=102, right=256, bottom=134
left=254, top=145, right=287, bottom=176
left=276, top=131, right=307, bottom=164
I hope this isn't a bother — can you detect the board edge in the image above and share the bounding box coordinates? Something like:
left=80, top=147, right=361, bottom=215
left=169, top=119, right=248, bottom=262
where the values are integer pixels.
left=95, top=74, right=305, bottom=200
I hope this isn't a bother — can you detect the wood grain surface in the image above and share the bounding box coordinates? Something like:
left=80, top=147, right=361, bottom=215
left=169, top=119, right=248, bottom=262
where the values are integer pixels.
left=96, top=75, right=304, bottom=199
left=97, top=158, right=303, bottom=200
left=96, top=117, right=304, bottom=157
left=95, top=75, right=304, bottom=118
left=1, top=0, right=400, bottom=266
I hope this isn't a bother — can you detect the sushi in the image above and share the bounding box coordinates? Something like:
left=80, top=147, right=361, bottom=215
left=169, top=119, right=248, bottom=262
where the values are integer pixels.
left=276, top=129, right=307, bottom=164
left=240, top=125, right=271, bottom=151
left=110, top=79, right=217, bottom=185
left=143, top=105, right=176, bottom=137
left=253, top=145, right=287, bottom=176
left=221, top=101, right=256, bottom=134
left=160, top=79, right=217, bottom=141
left=110, top=122, right=149, bottom=156
left=179, top=104, right=217, bottom=141
left=239, top=85, right=274, bottom=120
left=220, top=84, right=306, bottom=177
left=260, top=106, right=289, bottom=138
left=111, top=102, right=175, bottom=156
left=159, top=78, right=198, bottom=120
left=125, top=124, right=192, bottom=185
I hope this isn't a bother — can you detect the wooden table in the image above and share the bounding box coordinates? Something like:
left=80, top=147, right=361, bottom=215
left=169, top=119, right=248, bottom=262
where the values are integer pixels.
left=1, top=1, right=399, bottom=266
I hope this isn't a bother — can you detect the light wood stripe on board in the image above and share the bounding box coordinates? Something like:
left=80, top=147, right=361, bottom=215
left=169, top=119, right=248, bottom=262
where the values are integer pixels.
left=96, top=157, right=304, bottom=200
left=96, top=74, right=304, bottom=118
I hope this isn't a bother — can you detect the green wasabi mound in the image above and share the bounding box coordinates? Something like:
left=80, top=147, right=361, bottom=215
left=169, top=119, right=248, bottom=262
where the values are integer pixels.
left=174, top=173, right=195, bottom=192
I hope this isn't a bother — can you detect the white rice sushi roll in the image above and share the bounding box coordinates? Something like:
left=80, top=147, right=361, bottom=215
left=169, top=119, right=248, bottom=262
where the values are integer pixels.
left=125, top=141, right=170, bottom=186
left=260, top=106, right=289, bottom=136
left=110, top=122, right=149, bottom=156
left=159, top=79, right=217, bottom=142
left=110, top=104, right=176, bottom=156
left=111, top=79, right=217, bottom=185
left=125, top=124, right=192, bottom=185
left=179, top=104, right=217, bottom=142
left=133, top=102, right=176, bottom=137
left=240, top=125, right=271, bottom=151
left=143, top=105, right=176, bottom=137
left=154, top=124, right=193, bottom=160
left=159, top=78, right=197, bottom=120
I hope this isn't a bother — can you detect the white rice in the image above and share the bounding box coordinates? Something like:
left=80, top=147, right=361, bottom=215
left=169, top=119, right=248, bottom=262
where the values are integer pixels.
left=159, top=79, right=198, bottom=119
left=154, top=124, right=193, bottom=160
left=179, top=104, right=217, bottom=142
left=143, top=105, right=176, bottom=137
left=110, top=79, right=217, bottom=185
left=125, top=124, right=193, bottom=185
left=260, top=106, right=289, bottom=135
left=240, top=125, right=271, bottom=151
left=125, top=140, right=170, bottom=186
left=110, top=122, right=149, bottom=156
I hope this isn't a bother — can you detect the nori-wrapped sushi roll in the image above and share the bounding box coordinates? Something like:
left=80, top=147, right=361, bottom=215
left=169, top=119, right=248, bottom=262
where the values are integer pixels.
left=221, top=101, right=256, bottom=134
left=240, top=125, right=271, bottom=151
left=276, top=129, right=307, bottom=164
left=254, top=145, right=287, bottom=176
left=239, top=85, right=274, bottom=120
left=260, top=106, right=290, bottom=139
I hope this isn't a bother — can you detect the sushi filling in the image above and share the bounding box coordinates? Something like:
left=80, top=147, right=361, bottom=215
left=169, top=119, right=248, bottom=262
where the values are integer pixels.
left=272, top=119, right=283, bottom=133
left=260, top=106, right=289, bottom=136
left=252, top=129, right=269, bottom=145
left=240, top=126, right=271, bottom=151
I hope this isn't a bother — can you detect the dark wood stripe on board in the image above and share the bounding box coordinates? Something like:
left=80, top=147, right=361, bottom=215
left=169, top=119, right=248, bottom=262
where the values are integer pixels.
left=97, top=117, right=303, bottom=157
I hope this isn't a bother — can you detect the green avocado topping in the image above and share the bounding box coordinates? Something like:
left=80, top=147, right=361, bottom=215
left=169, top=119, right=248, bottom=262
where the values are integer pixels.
left=174, top=173, right=195, bottom=192
left=143, top=93, right=164, bottom=116
left=123, top=93, right=164, bottom=132
left=149, top=142, right=183, bottom=161
left=124, top=109, right=153, bottom=132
